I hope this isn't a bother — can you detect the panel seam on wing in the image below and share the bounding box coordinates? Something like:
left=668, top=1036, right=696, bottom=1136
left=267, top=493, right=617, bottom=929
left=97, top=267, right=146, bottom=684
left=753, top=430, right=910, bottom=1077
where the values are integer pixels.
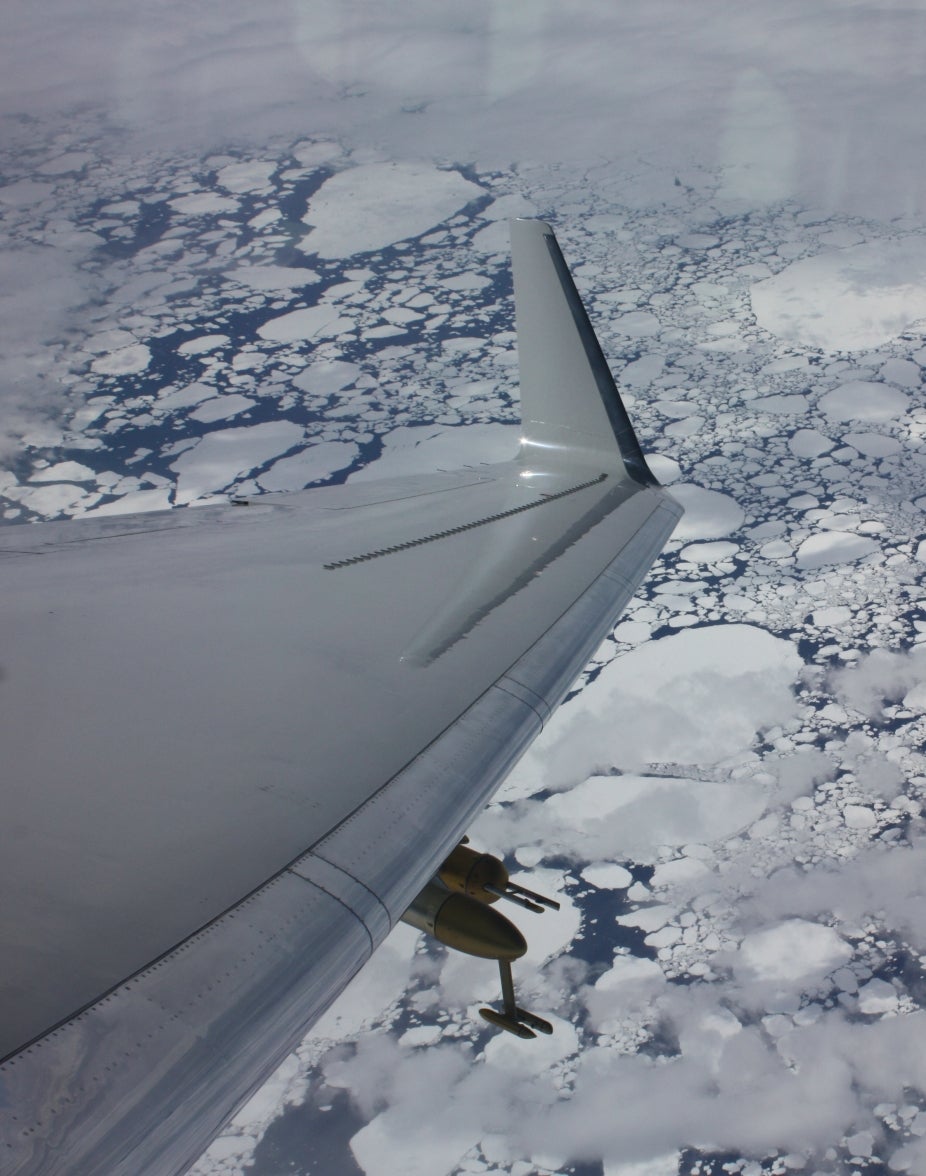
left=285, top=868, right=377, bottom=954
left=322, top=472, right=608, bottom=569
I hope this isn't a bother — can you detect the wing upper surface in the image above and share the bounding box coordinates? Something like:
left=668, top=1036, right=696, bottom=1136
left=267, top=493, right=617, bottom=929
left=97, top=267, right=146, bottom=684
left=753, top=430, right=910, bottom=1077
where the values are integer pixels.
left=0, top=221, right=682, bottom=1175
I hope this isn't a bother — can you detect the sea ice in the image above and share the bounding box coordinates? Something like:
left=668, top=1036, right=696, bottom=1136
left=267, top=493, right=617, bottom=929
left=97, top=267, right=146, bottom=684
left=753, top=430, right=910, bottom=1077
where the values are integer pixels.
left=257, top=306, right=354, bottom=342
left=301, top=164, right=484, bottom=259
left=30, top=461, right=95, bottom=483
left=819, top=381, right=909, bottom=422
left=795, top=531, right=879, bottom=570
left=857, top=978, right=899, bottom=1015
left=257, top=441, right=359, bottom=491
left=170, top=420, right=304, bottom=504
left=504, top=624, right=800, bottom=794
left=668, top=485, right=745, bottom=540
left=226, top=265, right=320, bottom=292
left=679, top=541, right=739, bottom=564
left=91, top=344, right=151, bottom=376
left=188, top=395, right=256, bottom=424
left=169, top=192, right=239, bottom=216
left=177, top=335, right=230, bottom=356
left=216, top=161, right=275, bottom=193
left=751, top=238, right=926, bottom=350
left=737, top=918, right=851, bottom=983
left=582, top=864, right=633, bottom=890
left=530, top=774, right=769, bottom=863
left=789, top=428, right=834, bottom=458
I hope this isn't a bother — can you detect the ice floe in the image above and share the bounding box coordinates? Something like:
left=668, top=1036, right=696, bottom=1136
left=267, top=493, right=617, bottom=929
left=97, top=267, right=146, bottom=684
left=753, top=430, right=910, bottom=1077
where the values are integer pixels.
left=736, top=919, right=851, bottom=984
left=819, top=380, right=909, bottom=422
left=751, top=239, right=926, bottom=351
left=170, top=421, right=304, bottom=504
left=301, top=164, right=484, bottom=259
left=668, top=485, right=745, bottom=540
left=795, top=531, right=879, bottom=570
left=257, top=440, right=359, bottom=491
left=257, top=306, right=354, bottom=342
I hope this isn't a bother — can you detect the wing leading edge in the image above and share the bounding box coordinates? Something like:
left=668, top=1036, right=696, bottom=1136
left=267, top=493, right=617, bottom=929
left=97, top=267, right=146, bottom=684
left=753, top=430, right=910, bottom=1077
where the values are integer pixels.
left=0, top=221, right=682, bottom=1174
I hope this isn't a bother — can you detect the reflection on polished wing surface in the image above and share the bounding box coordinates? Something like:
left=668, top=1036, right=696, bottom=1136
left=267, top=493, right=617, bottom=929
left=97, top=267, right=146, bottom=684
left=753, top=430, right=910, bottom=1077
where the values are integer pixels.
left=0, top=220, right=682, bottom=1174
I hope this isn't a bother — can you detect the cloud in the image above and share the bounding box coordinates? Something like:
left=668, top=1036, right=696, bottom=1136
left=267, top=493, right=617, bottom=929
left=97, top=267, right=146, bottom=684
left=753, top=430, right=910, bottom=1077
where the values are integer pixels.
left=831, top=647, right=926, bottom=720
left=2, top=1, right=926, bottom=214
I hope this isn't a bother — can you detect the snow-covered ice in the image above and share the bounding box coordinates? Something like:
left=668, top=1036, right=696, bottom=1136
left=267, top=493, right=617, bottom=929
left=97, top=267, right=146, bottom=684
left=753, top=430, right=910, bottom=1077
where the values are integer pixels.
left=256, top=306, right=354, bottom=343
left=170, top=421, right=304, bottom=504
left=751, top=239, right=926, bottom=351
left=301, top=164, right=484, bottom=259
left=737, top=919, right=852, bottom=984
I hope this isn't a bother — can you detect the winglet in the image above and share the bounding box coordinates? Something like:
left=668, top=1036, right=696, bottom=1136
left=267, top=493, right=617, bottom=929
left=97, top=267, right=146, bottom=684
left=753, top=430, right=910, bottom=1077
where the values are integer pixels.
left=511, top=218, right=658, bottom=486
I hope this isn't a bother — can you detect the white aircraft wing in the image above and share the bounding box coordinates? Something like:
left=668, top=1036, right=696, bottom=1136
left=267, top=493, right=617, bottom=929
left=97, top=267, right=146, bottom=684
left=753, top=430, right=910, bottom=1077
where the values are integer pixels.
left=0, top=220, right=682, bottom=1174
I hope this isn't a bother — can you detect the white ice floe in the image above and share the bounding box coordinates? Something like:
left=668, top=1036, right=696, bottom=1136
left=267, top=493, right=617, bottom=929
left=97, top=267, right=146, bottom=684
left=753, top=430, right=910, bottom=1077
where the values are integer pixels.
left=582, top=863, right=633, bottom=890
left=0, top=179, right=53, bottom=206
left=751, top=238, right=926, bottom=350
left=842, top=432, right=901, bottom=456
left=650, top=857, right=710, bottom=889
left=225, top=265, right=320, bottom=292
left=169, top=192, right=239, bottom=216
left=215, top=161, right=275, bottom=193
left=292, top=359, right=361, bottom=397
left=795, top=531, right=879, bottom=570
left=595, top=955, right=664, bottom=993
left=300, top=163, right=483, bottom=258
left=789, top=428, right=834, bottom=458
left=604, top=1152, right=682, bottom=1176
left=531, top=774, right=768, bottom=864
left=170, top=420, right=304, bottom=504
left=617, top=904, right=676, bottom=934
left=257, top=441, right=359, bottom=491
left=679, top=541, right=739, bottom=564
left=256, top=305, right=354, bottom=342
left=646, top=454, right=680, bottom=483
left=819, top=380, right=909, bottom=422
left=857, top=978, right=899, bottom=1015
left=667, top=484, right=744, bottom=540
left=157, top=382, right=216, bottom=410
left=90, top=344, right=151, bottom=376
left=503, top=624, right=800, bottom=794
left=12, top=483, right=99, bottom=517
left=188, top=394, right=256, bottom=423
left=619, top=354, right=664, bottom=387
left=756, top=394, right=811, bottom=416
left=614, top=310, right=660, bottom=337
left=30, top=460, right=95, bottom=482
left=177, top=335, right=230, bottom=356
left=737, top=919, right=851, bottom=984
left=843, top=804, right=877, bottom=830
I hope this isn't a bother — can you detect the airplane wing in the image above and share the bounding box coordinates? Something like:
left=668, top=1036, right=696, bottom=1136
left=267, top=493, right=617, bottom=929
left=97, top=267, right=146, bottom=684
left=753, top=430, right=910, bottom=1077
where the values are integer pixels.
left=0, top=219, right=682, bottom=1174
